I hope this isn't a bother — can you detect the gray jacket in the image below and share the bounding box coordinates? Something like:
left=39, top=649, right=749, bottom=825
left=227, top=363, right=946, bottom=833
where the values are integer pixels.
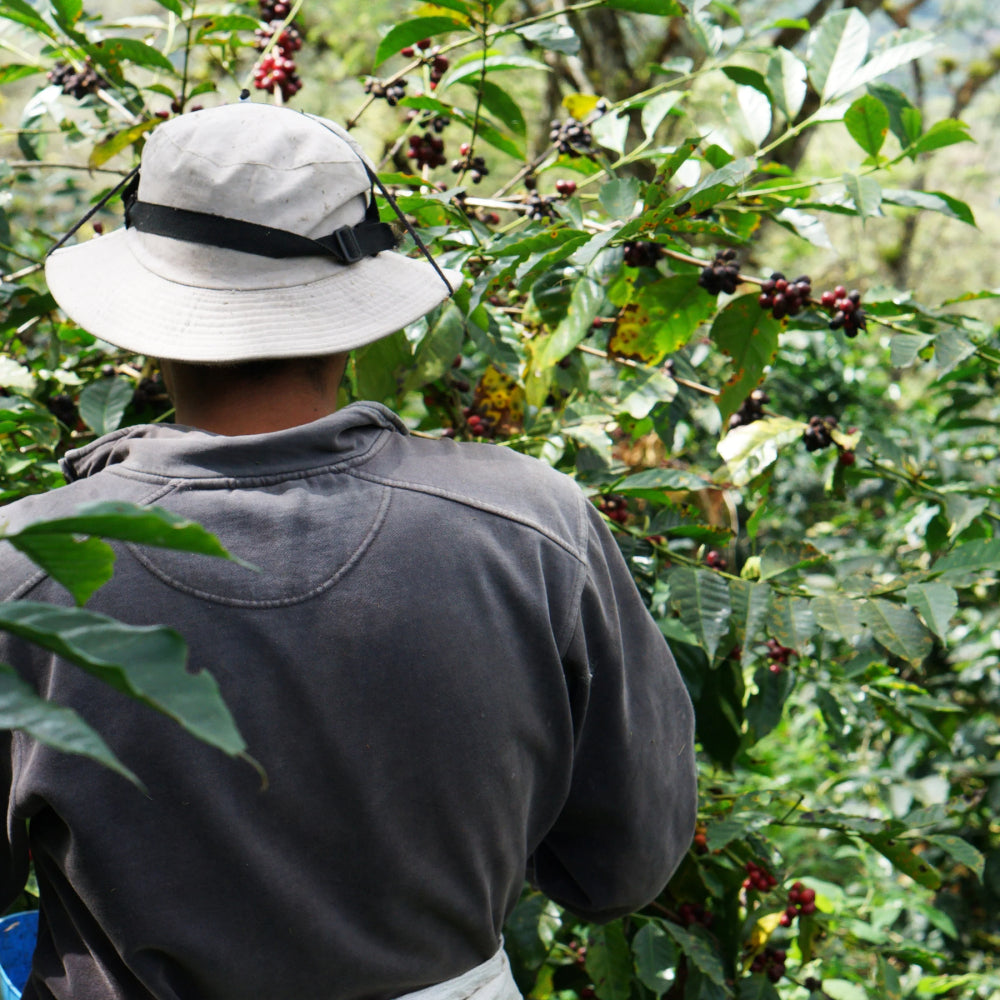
left=0, top=401, right=697, bottom=1000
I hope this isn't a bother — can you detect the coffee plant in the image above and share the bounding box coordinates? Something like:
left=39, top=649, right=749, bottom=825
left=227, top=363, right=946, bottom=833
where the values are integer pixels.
left=1, top=0, right=999, bottom=998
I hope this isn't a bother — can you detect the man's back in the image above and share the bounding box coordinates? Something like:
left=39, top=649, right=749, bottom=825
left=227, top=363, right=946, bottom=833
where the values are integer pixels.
left=1, top=402, right=696, bottom=1000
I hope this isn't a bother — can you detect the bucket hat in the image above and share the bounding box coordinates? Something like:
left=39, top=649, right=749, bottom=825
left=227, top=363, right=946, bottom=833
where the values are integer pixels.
left=44, top=102, right=462, bottom=362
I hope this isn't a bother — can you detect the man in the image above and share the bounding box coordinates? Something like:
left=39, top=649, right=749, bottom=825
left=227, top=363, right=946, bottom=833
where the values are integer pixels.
left=0, top=103, right=697, bottom=1000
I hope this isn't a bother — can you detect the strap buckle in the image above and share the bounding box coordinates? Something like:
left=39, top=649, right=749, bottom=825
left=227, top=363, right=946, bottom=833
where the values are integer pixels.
left=329, top=226, right=363, bottom=264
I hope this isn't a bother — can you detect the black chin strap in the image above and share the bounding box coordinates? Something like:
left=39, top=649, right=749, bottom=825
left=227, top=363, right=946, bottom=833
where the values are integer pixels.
left=122, top=170, right=397, bottom=265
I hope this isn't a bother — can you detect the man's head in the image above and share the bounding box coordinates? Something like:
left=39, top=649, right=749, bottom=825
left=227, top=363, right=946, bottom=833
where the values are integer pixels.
left=45, top=103, right=461, bottom=363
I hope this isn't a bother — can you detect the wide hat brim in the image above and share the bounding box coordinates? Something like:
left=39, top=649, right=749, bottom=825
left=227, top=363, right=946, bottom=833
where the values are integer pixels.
left=45, top=228, right=462, bottom=363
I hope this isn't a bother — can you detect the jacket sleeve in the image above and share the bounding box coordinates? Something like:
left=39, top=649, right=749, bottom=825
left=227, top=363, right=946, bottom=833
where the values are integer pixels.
left=529, top=501, right=697, bottom=923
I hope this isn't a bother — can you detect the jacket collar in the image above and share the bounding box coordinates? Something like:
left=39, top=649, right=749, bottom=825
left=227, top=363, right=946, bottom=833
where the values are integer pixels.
left=61, top=401, right=408, bottom=482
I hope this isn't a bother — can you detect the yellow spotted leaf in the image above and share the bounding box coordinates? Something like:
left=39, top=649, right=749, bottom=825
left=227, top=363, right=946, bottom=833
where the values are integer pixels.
left=472, top=366, right=525, bottom=436
left=563, top=93, right=601, bottom=121
left=608, top=275, right=712, bottom=363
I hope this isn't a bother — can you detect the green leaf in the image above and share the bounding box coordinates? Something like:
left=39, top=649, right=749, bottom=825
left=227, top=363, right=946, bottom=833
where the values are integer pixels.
left=727, top=579, right=771, bottom=653
left=0, top=64, right=43, bottom=85
left=908, top=118, right=974, bottom=156
left=527, top=271, right=603, bottom=381
left=861, top=832, right=941, bottom=889
left=92, top=37, right=177, bottom=75
left=737, top=85, right=771, bottom=147
left=599, top=177, right=640, bottom=219
left=924, top=835, right=985, bottom=880
left=867, top=82, right=922, bottom=148
left=767, top=594, right=817, bottom=652
left=610, top=275, right=715, bottom=364
left=881, top=189, right=975, bottom=226
left=842, top=172, right=882, bottom=219
left=77, top=377, right=134, bottom=434
left=0, top=664, right=138, bottom=784
left=503, top=892, right=562, bottom=972
left=905, top=582, right=956, bottom=641
left=774, top=207, right=832, bottom=249
left=515, top=22, right=580, bottom=55
left=607, top=0, right=682, bottom=13
left=841, top=36, right=936, bottom=94
left=586, top=922, right=633, bottom=1000
left=659, top=922, right=728, bottom=989
left=444, top=55, right=549, bottom=85
left=766, top=48, right=807, bottom=120
left=717, top=416, right=804, bottom=487
left=592, top=109, right=630, bottom=156
left=680, top=157, right=756, bottom=213
left=196, top=14, right=262, bottom=38
left=745, top=663, right=795, bottom=744
left=0, top=0, right=57, bottom=39
left=151, top=0, right=183, bottom=14
left=0, top=602, right=246, bottom=756
left=403, top=303, right=466, bottom=391
left=9, top=502, right=238, bottom=562
left=633, top=922, right=679, bottom=996
left=50, top=0, right=83, bottom=27
left=88, top=119, right=158, bottom=169
left=807, top=8, right=870, bottom=102
left=933, top=538, right=1000, bottom=577
left=374, top=17, right=465, bottom=67
left=6, top=533, right=114, bottom=606
left=710, top=294, right=781, bottom=427
left=641, top=92, right=681, bottom=139
left=458, top=79, right=526, bottom=135
left=859, top=599, right=932, bottom=664
left=844, top=94, right=889, bottom=156
left=738, top=974, right=781, bottom=1000
left=669, top=567, right=732, bottom=663
left=722, top=66, right=769, bottom=95
left=812, top=595, right=864, bottom=644
left=615, top=467, right=709, bottom=493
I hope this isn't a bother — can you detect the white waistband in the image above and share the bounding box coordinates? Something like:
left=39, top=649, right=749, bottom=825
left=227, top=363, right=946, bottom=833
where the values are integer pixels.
left=394, top=947, right=521, bottom=1000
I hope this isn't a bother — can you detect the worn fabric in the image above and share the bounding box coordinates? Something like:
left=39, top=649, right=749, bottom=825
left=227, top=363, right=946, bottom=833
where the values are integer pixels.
left=395, top=944, right=519, bottom=1000
left=0, top=401, right=697, bottom=1000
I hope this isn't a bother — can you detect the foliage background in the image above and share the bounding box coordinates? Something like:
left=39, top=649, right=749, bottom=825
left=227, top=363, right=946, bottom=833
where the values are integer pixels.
left=1, top=1, right=1000, bottom=998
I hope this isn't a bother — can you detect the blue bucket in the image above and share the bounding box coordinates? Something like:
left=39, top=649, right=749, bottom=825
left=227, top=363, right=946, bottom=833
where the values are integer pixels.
left=0, top=911, right=38, bottom=1000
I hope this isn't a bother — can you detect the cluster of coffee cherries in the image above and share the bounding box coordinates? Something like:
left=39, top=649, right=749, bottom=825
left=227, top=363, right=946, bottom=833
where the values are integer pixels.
left=622, top=241, right=664, bottom=269
left=758, top=272, right=812, bottom=320
left=698, top=249, right=741, bottom=295
left=692, top=823, right=708, bottom=854
left=728, top=388, right=768, bottom=430
left=408, top=132, right=447, bottom=169
left=743, top=860, right=779, bottom=893
left=253, top=0, right=303, bottom=100
left=47, top=61, right=101, bottom=100
left=821, top=285, right=867, bottom=337
left=400, top=39, right=449, bottom=89
left=705, top=549, right=727, bottom=570
left=804, top=414, right=838, bottom=452
left=365, top=77, right=407, bottom=106
left=780, top=881, right=817, bottom=926
left=554, top=179, right=577, bottom=198
left=406, top=111, right=449, bottom=133
left=45, top=393, right=77, bottom=427
left=676, top=902, right=714, bottom=928
left=132, top=373, right=168, bottom=412
left=749, top=947, right=788, bottom=984
left=596, top=494, right=629, bottom=525
left=451, top=144, right=489, bottom=183
left=549, top=118, right=595, bottom=157
left=765, top=637, right=795, bottom=674
left=462, top=408, right=494, bottom=438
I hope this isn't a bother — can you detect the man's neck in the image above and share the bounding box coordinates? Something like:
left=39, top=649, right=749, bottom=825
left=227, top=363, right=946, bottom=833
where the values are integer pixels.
left=160, top=355, right=348, bottom=436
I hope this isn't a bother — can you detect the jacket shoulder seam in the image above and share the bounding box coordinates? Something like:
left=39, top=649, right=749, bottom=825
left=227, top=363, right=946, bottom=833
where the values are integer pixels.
left=347, top=468, right=588, bottom=564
